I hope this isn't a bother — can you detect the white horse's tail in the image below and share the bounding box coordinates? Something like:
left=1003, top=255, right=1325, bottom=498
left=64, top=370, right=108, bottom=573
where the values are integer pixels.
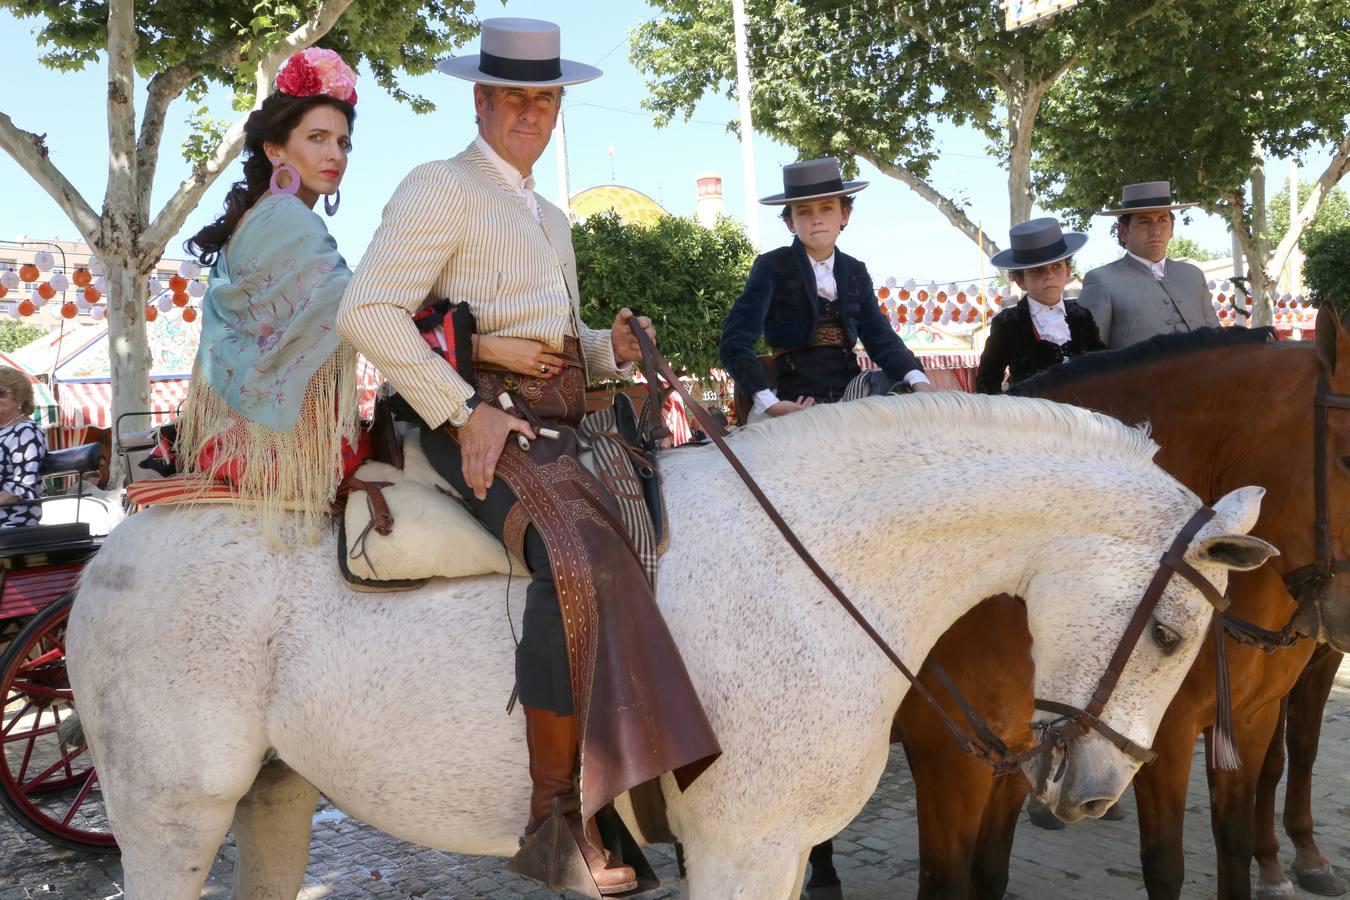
left=59, top=712, right=85, bottom=749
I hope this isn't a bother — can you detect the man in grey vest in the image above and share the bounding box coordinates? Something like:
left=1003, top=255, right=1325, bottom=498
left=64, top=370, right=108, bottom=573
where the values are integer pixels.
left=1077, top=181, right=1219, bottom=349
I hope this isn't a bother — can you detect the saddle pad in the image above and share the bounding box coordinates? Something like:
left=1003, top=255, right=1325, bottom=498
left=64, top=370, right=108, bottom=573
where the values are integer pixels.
left=343, top=432, right=517, bottom=583
left=125, top=475, right=322, bottom=512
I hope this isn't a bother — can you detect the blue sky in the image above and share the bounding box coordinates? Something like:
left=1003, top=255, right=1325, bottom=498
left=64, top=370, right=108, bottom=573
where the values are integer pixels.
left=0, top=1, right=1329, bottom=287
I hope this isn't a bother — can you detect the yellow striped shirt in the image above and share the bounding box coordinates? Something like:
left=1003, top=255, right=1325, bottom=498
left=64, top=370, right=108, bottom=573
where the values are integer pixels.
left=338, top=141, right=625, bottom=427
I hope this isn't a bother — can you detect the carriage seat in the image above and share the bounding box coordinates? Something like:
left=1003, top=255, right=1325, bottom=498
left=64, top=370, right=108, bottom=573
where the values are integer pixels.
left=0, top=521, right=91, bottom=554
left=40, top=443, right=104, bottom=477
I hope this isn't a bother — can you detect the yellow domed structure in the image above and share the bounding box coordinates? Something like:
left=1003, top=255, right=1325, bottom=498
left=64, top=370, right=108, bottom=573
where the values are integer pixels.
left=570, top=185, right=668, bottom=227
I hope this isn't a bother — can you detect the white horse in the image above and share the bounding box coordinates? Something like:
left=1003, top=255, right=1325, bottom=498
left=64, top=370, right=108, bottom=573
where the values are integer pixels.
left=67, top=393, right=1275, bottom=899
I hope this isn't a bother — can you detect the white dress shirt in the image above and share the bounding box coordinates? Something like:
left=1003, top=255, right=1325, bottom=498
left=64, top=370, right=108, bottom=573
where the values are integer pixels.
left=1126, top=250, right=1167, bottom=281
left=1027, top=296, right=1072, bottom=346
left=752, top=249, right=929, bottom=416
left=474, top=134, right=541, bottom=223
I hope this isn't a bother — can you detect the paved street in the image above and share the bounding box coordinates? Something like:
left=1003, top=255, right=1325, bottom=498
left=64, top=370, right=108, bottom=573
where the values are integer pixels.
left=5, top=658, right=1350, bottom=898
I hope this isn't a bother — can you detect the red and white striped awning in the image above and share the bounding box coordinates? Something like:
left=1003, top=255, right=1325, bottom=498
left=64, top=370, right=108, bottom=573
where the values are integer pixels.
left=56, top=378, right=190, bottom=431
left=857, top=349, right=981, bottom=371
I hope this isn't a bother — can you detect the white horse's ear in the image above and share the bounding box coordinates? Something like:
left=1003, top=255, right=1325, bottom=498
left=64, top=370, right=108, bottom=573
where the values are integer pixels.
left=1186, top=533, right=1279, bottom=571
left=1208, top=485, right=1266, bottom=535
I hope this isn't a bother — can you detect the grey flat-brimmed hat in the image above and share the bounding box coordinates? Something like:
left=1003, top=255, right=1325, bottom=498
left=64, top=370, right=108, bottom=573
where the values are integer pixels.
left=436, top=18, right=601, bottom=88
left=989, top=218, right=1088, bottom=270
left=759, top=157, right=868, bottom=205
left=1099, top=180, right=1198, bottom=216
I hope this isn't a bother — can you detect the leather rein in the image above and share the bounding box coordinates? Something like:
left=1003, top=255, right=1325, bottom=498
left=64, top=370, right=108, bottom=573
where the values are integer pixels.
left=1210, top=367, right=1347, bottom=655
left=1277, top=370, right=1350, bottom=636
left=628, top=322, right=1233, bottom=776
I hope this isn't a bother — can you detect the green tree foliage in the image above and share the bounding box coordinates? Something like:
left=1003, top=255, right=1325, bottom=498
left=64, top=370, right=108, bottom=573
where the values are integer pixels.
left=0, top=320, right=43, bottom=354
left=1167, top=237, right=1223, bottom=261
left=6, top=0, right=475, bottom=114
left=1268, top=182, right=1350, bottom=252
left=1033, top=0, right=1349, bottom=223
left=1304, top=227, right=1350, bottom=312
left=631, top=0, right=1178, bottom=253
left=573, top=212, right=756, bottom=376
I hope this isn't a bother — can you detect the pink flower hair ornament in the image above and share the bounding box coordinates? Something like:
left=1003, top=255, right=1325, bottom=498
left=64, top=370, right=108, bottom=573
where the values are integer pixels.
left=275, top=48, right=358, bottom=106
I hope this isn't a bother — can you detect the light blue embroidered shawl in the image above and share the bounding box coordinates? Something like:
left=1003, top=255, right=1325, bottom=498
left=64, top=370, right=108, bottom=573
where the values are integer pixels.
left=179, top=193, right=358, bottom=544
left=198, top=193, right=351, bottom=431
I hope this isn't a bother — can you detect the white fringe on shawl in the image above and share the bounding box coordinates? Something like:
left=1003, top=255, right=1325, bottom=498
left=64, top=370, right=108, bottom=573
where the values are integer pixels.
left=177, top=348, right=358, bottom=547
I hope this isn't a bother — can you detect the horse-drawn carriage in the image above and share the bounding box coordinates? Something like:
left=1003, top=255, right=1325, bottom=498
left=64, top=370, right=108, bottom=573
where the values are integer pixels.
left=0, top=437, right=130, bottom=853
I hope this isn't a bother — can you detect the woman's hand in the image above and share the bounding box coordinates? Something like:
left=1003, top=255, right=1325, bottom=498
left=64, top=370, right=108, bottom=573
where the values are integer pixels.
left=474, top=335, right=569, bottom=378
left=766, top=397, right=815, bottom=417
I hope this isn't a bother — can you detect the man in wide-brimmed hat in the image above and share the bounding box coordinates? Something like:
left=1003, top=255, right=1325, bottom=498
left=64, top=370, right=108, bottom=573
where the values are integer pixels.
left=1077, top=181, right=1218, bottom=349
left=339, top=18, right=719, bottom=896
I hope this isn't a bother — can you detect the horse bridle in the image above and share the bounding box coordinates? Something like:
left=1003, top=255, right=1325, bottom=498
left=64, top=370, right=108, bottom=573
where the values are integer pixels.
left=1281, top=370, right=1350, bottom=615
left=629, top=322, right=1235, bottom=778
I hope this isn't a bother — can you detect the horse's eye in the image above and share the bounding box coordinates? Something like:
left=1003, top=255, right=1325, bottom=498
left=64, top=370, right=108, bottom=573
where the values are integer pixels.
left=1152, top=621, right=1182, bottom=655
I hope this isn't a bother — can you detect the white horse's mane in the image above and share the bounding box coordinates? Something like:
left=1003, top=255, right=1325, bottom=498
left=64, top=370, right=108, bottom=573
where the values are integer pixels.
left=729, top=391, right=1158, bottom=468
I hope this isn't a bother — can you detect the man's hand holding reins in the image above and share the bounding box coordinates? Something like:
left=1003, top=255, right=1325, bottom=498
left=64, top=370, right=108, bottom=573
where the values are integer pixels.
left=456, top=404, right=535, bottom=500
left=611, top=308, right=656, bottom=364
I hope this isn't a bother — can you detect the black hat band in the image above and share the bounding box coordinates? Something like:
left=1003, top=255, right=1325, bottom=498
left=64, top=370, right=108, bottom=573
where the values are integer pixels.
left=1118, top=195, right=1173, bottom=210
left=479, top=50, right=562, bottom=82
left=784, top=177, right=847, bottom=200
left=1009, top=237, right=1069, bottom=267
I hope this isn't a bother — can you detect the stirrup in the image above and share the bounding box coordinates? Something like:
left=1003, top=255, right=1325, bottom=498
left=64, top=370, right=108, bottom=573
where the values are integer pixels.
left=505, top=795, right=640, bottom=897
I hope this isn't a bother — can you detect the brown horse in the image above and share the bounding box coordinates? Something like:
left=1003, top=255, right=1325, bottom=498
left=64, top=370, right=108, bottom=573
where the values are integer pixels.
left=1253, top=645, right=1346, bottom=896
left=808, top=313, right=1350, bottom=899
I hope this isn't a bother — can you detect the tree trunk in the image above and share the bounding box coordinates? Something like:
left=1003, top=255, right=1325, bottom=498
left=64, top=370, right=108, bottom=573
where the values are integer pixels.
left=1248, top=159, right=1274, bottom=327
left=1005, top=82, right=1042, bottom=226
left=103, top=257, right=152, bottom=484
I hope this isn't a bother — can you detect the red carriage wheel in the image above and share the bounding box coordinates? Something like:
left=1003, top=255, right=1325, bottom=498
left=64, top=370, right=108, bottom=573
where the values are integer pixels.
left=0, top=595, right=118, bottom=853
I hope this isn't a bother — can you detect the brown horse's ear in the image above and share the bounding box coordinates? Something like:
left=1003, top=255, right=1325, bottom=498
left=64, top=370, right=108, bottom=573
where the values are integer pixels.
left=1316, top=304, right=1341, bottom=374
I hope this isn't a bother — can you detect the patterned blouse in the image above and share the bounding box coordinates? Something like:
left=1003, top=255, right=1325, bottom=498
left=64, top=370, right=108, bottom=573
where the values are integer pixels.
left=0, top=419, right=46, bottom=528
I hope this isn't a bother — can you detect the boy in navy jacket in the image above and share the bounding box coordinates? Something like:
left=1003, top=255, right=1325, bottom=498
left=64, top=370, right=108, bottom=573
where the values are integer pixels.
left=719, top=157, right=930, bottom=421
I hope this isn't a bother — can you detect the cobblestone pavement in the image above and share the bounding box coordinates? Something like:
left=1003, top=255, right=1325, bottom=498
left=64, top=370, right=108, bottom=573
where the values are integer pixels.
left=6, top=658, right=1350, bottom=898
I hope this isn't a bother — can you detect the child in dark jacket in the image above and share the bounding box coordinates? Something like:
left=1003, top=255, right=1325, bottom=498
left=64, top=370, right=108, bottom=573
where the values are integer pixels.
left=975, top=218, right=1105, bottom=394
left=719, top=157, right=931, bottom=422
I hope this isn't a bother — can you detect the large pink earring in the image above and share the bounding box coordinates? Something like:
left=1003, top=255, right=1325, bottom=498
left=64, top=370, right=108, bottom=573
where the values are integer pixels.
left=269, top=161, right=301, bottom=196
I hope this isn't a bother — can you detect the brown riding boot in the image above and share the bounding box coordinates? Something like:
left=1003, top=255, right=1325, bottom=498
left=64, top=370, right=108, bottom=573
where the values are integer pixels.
left=513, top=706, right=638, bottom=896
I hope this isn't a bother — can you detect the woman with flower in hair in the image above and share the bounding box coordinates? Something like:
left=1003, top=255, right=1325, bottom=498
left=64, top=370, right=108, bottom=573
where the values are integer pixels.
left=181, top=49, right=362, bottom=544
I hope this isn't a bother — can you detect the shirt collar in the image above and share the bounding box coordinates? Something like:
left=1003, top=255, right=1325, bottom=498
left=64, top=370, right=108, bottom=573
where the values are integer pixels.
left=474, top=134, right=536, bottom=193
left=809, top=251, right=835, bottom=272
left=1027, top=297, right=1067, bottom=317
left=1126, top=250, right=1167, bottom=278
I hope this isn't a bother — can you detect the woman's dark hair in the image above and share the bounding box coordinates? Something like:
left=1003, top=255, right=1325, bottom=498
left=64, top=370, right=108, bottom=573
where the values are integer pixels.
left=185, top=92, right=355, bottom=265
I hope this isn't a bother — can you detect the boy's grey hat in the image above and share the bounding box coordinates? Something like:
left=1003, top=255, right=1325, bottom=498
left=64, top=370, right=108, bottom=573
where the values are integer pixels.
left=436, top=18, right=601, bottom=88
left=989, top=217, right=1088, bottom=270
left=759, top=157, right=868, bottom=205
left=1099, top=181, right=1198, bottom=216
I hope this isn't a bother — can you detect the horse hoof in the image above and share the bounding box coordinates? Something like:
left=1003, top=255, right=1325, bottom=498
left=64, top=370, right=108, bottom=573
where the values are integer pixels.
left=806, top=886, right=845, bottom=900
left=1027, top=802, right=1066, bottom=831
left=1294, top=865, right=1348, bottom=897
left=1252, top=878, right=1296, bottom=898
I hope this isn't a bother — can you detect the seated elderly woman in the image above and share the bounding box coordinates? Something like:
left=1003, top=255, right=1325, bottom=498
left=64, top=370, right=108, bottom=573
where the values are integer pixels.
left=0, top=367, right=47, bottom=528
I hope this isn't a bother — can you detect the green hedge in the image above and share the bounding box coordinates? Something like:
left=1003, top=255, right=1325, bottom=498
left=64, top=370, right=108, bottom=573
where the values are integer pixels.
left=573, top=212, right=756, bottom=376
left=1305, top=226, right=1350, bottom=315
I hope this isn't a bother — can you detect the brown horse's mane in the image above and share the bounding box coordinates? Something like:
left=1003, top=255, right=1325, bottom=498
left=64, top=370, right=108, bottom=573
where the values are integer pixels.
left=1009, top=325, right=1280, bottom=398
